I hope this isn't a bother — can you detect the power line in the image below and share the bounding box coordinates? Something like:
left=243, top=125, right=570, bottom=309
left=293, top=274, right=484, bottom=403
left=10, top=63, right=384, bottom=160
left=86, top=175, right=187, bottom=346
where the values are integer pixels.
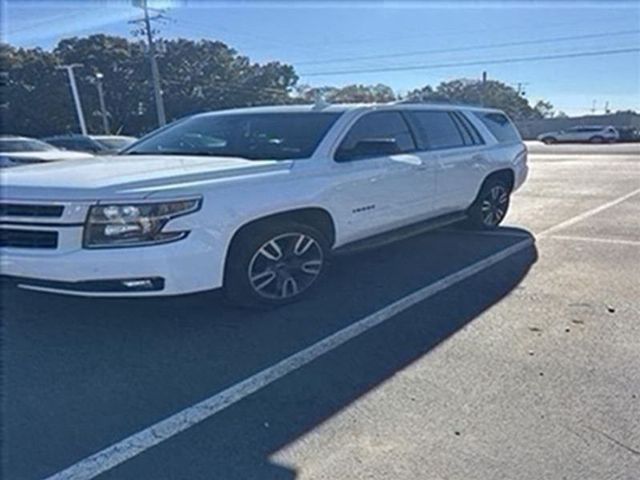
left=295, top=29, right=640, bottom=67
left=5, top=13, right=78, bottom=35
left=161, top=78, right=292, bottom=97
left=286, top=17, right=613, bottom=50
left=299, top=46, right=640, bottom=77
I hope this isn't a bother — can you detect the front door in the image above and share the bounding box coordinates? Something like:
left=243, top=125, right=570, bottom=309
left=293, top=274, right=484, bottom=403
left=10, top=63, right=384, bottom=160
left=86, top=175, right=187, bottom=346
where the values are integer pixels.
left=327, top=111, right=436, bottom=243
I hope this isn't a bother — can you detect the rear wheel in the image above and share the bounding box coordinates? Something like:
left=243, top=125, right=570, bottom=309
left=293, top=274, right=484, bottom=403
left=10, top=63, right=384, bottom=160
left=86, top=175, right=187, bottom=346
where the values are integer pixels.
left=466, top=178, right=511, bottom=230
left=224, top=221, right=329, bottom=307
left=589, top=135, right=604, bottom=144
left=541, top=137, right=556, bottom=144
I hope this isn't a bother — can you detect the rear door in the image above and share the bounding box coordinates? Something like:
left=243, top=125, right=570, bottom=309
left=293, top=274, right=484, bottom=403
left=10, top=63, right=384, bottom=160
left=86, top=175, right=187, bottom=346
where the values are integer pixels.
left=405, top=109, right=487, bottom=213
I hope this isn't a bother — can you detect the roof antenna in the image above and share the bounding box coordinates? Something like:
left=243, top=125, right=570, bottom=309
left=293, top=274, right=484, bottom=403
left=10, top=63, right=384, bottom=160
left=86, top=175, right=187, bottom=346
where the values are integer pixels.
left=312, top=90, right=330, bottom=110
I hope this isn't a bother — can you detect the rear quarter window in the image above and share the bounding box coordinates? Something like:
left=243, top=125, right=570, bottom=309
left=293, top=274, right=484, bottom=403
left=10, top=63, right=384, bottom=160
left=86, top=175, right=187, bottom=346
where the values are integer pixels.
left=471, top=111, right=521, bottom=144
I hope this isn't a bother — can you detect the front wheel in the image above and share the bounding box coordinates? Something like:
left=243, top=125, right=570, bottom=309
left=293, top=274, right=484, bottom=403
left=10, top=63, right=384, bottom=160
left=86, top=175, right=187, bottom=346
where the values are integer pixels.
left=589, top=136, right=604, bottom=144
left=466, top=178, right=511, bottom=230
left=224, top=221, right=329, bottom=307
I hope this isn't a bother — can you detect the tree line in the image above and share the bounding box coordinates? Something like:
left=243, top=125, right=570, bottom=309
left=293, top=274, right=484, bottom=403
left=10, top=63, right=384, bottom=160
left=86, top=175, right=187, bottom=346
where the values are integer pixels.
left=1, top=34, right=554, bottom=137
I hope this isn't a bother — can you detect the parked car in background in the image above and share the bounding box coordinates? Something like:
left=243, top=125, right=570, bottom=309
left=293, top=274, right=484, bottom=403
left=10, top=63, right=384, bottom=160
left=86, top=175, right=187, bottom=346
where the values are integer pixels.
left=91, top=135, right=138, bottom=151
left=0, top=135, right=93, bottom=168
left=43, top=134, right=137, bottom=154
left=537, top=125, right=619, bottom=144
left=616, top=126, right=640, bottom=142
left=0, top=104, right=527, bottom=306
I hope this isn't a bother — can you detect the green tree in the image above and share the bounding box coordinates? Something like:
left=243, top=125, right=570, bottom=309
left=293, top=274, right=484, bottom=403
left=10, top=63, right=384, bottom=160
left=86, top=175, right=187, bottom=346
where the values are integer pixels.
left=1, top=35, right=298, bottom=137
left=407, top=79, right=547, bottom=120
left=1, top=43, right=78, bottom=136
left=533, top=100, right=554, bottom=118
left=295, top=83, right=396, bottom=104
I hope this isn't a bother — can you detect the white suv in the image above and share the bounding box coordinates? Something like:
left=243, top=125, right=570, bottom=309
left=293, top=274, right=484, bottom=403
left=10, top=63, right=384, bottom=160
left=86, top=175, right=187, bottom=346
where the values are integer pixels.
left=0, top=104, right=528, bottom=306
left=537, top=125, right=619, bottom=144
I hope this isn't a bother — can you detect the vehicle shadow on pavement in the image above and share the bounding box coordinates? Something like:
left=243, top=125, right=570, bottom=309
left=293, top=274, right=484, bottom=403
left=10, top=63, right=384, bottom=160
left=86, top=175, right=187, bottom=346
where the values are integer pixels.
left=2, top=227, right=537, bottom=480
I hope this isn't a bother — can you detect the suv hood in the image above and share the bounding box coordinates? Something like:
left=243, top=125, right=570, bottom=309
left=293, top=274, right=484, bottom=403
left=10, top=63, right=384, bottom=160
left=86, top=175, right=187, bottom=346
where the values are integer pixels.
left=0, top=154, right=291, bottom=201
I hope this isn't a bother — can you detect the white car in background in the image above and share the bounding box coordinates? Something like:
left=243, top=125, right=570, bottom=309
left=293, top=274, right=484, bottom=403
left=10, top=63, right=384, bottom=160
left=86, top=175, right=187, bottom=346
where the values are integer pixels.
left=0, top=135, right=93, bottom=168
left=0, top=104, right=528, bottom=306
left=43, top=134, right=138, bottom=154
left=537, top=125, right=619, bottom=144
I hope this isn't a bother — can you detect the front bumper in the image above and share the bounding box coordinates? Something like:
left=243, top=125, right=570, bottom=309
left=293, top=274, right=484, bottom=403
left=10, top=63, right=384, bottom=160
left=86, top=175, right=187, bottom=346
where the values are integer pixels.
left=0, top=229, right=225, bottom=297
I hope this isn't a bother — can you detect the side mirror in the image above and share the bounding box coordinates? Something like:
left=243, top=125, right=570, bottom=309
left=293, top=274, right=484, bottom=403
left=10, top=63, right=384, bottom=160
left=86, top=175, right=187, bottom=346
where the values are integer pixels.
left=338, top=138, right=400, bottom=161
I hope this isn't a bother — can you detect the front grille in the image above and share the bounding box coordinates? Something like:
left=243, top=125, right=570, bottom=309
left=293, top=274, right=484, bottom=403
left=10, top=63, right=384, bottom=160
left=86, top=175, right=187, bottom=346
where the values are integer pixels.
left=0, top=229, right=58, bottom=249
left=0, top=203, right=64, bottom=218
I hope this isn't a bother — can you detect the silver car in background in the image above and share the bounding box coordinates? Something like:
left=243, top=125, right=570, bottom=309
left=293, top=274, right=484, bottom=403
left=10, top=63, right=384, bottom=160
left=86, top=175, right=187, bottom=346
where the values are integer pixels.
left=537, top=125, right=619, bottom=144
left=0, top=135, right=93, bottom=168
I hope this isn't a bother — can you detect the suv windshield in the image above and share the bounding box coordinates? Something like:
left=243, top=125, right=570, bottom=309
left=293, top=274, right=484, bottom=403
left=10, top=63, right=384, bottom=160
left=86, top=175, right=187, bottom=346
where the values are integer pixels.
left=124, top=112, right=342, bottom=160
left=0, top=138, right=58, bottom=152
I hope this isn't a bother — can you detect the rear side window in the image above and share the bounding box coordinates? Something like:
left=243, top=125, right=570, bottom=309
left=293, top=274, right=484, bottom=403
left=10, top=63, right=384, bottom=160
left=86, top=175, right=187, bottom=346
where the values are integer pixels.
left=335, top=111, right=416, bottom=161
left=405, top=110, right=465, bottom=150
left=472, top=112, right=521, bottom=143
left=453, top=111, right=485, bottom=145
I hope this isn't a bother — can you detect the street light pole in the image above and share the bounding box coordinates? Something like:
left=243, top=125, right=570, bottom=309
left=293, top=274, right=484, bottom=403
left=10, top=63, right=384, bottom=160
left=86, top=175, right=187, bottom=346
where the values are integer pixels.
left=94, top=72, right=110, bottom=134
left=57, top=64, right=88, bottom=135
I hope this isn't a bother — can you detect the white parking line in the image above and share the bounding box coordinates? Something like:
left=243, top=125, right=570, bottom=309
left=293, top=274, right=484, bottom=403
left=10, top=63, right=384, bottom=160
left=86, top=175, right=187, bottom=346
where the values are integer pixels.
left=547, top=235, right=640, bottom=247
left=44, top=238, right=534, bottom=480
left=44, top=186, right=640, bottom=480
left=537, top=187, right=640, bottom=237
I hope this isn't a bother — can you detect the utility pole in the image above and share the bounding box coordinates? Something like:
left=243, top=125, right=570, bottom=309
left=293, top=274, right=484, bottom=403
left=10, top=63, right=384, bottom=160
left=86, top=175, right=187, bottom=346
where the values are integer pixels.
left=94, top=72, right=110, bottom=134
left=481, top=71, right=487, bottom=107
left=512, top=82, right=530, bottom=96
left=56, top=64, right=87, bottom=135
left=131, top=0, right=166, bottom=127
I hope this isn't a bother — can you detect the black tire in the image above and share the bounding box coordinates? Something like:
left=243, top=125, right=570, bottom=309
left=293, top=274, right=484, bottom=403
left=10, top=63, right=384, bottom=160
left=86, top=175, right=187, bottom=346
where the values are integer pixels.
left=541, top=137, right=556, bottom=145
left=224, top=221, right=329, bottom=307
left=589, top=136, right=604, bottom=144
left=465, top=177, right=511, bottom=230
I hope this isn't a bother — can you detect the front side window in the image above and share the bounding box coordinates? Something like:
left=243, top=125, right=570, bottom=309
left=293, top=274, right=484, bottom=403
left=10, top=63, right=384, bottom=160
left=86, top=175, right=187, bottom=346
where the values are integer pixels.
left=125, top=112, right=342, bottom=161
left=335, top=111, right=415, bottom=162
left=406, top=110, right=466, bottom=150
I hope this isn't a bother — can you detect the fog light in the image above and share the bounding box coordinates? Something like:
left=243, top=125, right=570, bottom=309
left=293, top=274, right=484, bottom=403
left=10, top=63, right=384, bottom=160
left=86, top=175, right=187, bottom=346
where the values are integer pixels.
left=121, top=279, right=155, bottom=289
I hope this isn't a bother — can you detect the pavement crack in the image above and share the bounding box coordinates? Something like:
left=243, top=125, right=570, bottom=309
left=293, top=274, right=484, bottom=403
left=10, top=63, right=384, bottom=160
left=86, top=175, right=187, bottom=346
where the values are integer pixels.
left=584, top=425, right=640, bottom=456
left=559, top=423, right=591, bottom=448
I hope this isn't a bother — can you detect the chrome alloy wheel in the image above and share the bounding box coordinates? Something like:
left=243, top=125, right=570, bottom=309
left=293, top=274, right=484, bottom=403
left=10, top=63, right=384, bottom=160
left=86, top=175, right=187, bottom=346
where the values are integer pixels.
left=248, top=232, right=324, bottom=300
left=481, top=185, right=508, bottom=227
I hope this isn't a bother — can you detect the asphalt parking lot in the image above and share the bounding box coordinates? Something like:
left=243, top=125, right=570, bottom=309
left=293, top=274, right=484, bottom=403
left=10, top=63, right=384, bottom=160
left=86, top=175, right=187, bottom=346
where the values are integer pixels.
left=2, top=142, right=639, bottom=480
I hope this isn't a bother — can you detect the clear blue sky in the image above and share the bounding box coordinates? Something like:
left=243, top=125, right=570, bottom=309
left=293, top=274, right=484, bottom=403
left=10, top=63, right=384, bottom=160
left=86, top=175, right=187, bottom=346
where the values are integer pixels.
left=3, top=0, right=640, bottom=115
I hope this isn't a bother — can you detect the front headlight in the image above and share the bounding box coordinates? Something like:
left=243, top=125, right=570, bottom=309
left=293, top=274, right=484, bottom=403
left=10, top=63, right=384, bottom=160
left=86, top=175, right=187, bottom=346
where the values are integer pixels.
left=84, top=198, right=201, bottom=248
